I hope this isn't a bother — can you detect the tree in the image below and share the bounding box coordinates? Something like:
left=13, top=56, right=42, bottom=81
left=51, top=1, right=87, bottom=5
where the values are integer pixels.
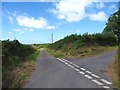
left=103, top=9, right=120, bottom=33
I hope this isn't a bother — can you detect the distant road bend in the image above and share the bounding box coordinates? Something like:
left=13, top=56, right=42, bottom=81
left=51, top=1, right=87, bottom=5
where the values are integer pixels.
left=24, top=48, right=116, bottom=89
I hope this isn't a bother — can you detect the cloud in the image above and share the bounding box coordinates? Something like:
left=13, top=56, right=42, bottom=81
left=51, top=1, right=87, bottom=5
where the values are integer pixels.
left=8, top=32, right=13, bottom=35
left=50, top=0, right=108, bottom=22
left=16, top=16, right=48, bottom=29
left=47, top=26, right=56, bottom=30
left=29, top=28, right=34, bottom=32
left=96, top=2, right=105, bottom=8
left=14, top=29, right=25, bottom=35
left=23, top=28, right=34, bottom=32
left=109, top=4, right=116, bottom=9
left=7, top=11, right=17, bottom=24
left=16, top=15, right=56, bottom=30
left=8, top=16, right=14, bottom=24
left=88, top=11, right=107, bottom=21
left=51, top=0, right=93, bottom=22
left=76, top=29, right=80, bottom=33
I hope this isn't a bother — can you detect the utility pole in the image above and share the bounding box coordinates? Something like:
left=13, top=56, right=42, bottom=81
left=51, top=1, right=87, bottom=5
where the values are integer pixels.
left=51, top=33, right=53, bottom=43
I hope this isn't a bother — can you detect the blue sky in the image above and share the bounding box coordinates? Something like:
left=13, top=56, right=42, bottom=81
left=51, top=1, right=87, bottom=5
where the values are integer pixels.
left=2, top=1, right=118, bottom=44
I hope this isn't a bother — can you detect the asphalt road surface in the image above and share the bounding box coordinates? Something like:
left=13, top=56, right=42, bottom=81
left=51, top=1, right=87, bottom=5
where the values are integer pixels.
left=24, top=49, right=116, bottom=89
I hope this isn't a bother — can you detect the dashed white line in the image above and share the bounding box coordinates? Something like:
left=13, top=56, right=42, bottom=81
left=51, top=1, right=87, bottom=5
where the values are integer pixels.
left=103, top=86, right=110, bottom=89
left=68, top=62, right=73, bottom=64
left=74, top=68, right=80, bottom=72
left=74, top=65, right=79, bottom=68
left=64, top=62, right=68, bottom=64
left=84, top=75, right=93, bottom=79
left=70, top=65, right=74, bottom=68
left=57, top=58, right=61, bottom=61
left=67, top=64, right=72, bottom=67
left=92, top=79, right=103, bottom=85
left=101, top=79, right=112, bottom=85
left=62, top=59, right=67, bottom=61
left=79, top=71, right=85, bottom=75
left=80, top=68, right=86, bottom=71
left=57, top=58, right=112, bottom=89
left=63, top=59, right=79, bottom=67
left=86, top=71, right=92, bottom=74
left=91, top=74, right=100, bottom=78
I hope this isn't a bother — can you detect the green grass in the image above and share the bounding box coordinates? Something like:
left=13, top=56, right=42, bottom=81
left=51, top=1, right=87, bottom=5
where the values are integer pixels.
left=47, top=46, right=117, bottom=59
left=111, top=53, right=119, bottom=88
left=2, top=49, right=40, bottom=88
left=107, top=45, right=120, bottom=89
left=46, top=48, right=64, bottom=58
left=14, top=49, right=40, bottom=88
left=28, top=49, right=40, bottom=61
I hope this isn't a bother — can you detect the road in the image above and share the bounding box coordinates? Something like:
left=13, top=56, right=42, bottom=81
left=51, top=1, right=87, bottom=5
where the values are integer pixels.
left=24, top=49, right=116, bottom=89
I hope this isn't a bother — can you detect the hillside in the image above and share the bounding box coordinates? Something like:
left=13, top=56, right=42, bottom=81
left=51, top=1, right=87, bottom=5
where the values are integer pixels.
left=48, top=33, right=117, bottom=58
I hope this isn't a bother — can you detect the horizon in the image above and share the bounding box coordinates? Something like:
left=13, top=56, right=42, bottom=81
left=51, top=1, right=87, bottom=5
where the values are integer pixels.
left=2, top=0, right=119, bottom=44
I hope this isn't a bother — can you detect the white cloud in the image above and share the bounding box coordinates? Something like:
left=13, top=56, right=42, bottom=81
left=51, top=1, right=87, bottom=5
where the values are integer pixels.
left=14, top=29, right=25, bottom=35
left=7, top=11, right=16, bottom=16
left=8, top=16, right=13, bottom=24
left=76, top=29, right=80, bottom=33
left=89, top=11, right=107, bottom=21
left=23, top=28, right=34, bottom=32
left=16, top=15, right=56, bottom=30
left=16, top=16, right=48, bottom=29
left=109, top=4, right=116, bottom=9
left=7, top=11, right=17, bottom=24
left=29, top=28, right=34, bottom=32
left=51, top=0, right=93, bottom=22
left=96, top=2, right=105, bottom=8
left=8, top=32, right=13, bottom=35
left=50, top=0, right=108, bottom=22
left=47, top=26, right=56, bottom=30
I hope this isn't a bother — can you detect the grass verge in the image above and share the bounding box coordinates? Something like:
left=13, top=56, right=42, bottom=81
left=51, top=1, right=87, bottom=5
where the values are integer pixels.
left=108, top=45, right=120, bottom=89
left=3, top=49, right=40, bottom=88
left=47, top=46, right=117, bottom=58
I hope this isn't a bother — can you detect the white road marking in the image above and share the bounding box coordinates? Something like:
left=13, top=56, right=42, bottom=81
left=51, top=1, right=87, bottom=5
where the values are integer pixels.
left=58, top=58, right=112, bottom=89
left=80, top=68, right=86, bottom=71
left=63, top=59, right=68, bottom=62
left=103, top=86, right=110, bottom=88
left=68, top=62, right=73, bottom=64
left=63, top=59, right=79, bottom=67
left=57, top=58, right=61, bottom=61
left=63, top=59, right=74, bottom=65
left=64, top=62, right=69, bottom=64
left=79, top=71, right=85, bottom=75
left=92, top=79, right=103, bottom=85
left=67, top=64, right=72, bottom=67
left=91, top=74, right=100, bottom=78
left=74, top=68, right=80, bottom=72
left=86, top=71, right=92, bottom=74
left=74, top=64, right=79, bottom=68
left=70, top=65, right=74, bottom=68
left=62, top=59, right=67, bottom=61
left=84, top=75, right=92, bottom=79
left=101, top=79, right=112, bottom=85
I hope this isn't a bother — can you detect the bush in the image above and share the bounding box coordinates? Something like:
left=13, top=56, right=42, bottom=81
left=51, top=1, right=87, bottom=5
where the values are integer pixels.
left=2, top=39, right=36, bottom=88
left=49, top=33, right=117, bottom=51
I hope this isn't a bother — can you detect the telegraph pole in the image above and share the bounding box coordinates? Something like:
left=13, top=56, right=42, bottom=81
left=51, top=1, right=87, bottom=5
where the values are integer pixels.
left=51, top=33, right=53, bottom=43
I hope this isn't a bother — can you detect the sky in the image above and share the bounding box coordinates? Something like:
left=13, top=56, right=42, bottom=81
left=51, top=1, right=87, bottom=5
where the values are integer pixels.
left=2, top=0, right=119, bottom=44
